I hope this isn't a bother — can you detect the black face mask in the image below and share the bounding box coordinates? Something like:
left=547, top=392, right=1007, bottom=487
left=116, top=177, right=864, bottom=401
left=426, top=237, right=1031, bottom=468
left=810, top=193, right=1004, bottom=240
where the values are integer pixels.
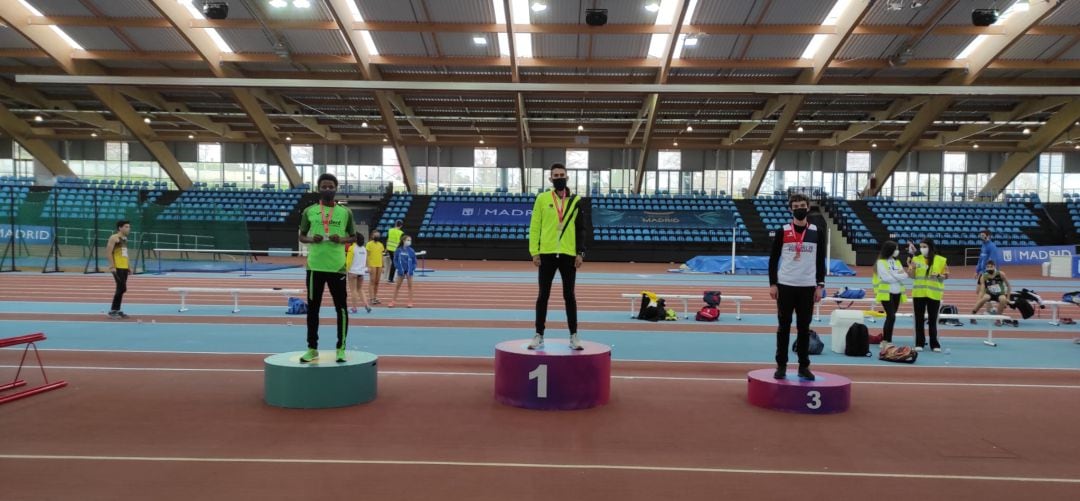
left=320, top=189, right=336, bottom=202
left=552, top=178, right=567, bottom=191
left=792, top=208, right=809, bottom=221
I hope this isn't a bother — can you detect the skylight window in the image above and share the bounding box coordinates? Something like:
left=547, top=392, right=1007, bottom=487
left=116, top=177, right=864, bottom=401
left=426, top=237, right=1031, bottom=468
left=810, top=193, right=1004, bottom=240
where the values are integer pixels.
left=955, top=0, right=1025, bottom=60
left=19, top=0, right=83, bottom=50
left=349, top=0, right=381, bottom=56
left=657, top=0, right=700, bottom=60
left=800, top=0, right=851, bottom=60
left=178, top=0, right=234, bottom=53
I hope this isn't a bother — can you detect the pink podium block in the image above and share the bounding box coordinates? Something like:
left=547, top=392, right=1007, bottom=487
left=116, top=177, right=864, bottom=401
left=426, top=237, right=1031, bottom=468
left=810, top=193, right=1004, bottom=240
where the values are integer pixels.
left=747, top=368, right=851, bottom=414
left=494, top=339, right=611, bottom=410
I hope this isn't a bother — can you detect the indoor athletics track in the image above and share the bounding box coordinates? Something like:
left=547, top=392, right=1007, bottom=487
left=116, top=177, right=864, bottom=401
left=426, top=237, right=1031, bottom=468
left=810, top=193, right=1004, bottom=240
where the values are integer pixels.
left=1, top=261, right=1078, bottom=500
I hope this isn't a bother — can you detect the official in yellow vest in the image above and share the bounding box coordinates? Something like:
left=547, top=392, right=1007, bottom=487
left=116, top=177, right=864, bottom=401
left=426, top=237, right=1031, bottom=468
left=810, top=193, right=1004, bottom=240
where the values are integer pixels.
left=528, top=163, right=587, bottom=351
left=872, top=241, right=908, bottom=347
left=386, top=220, right=404, bottom=283
left=909, top=238, right=949, bottom=352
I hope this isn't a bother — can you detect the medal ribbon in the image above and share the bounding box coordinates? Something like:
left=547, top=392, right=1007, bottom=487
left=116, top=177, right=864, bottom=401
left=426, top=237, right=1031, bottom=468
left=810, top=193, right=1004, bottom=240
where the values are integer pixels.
left=790, top=222, right=807, bottom=258
left=320, top=203, right=332, bottom=236
left=552, top=190, right=567, bottom=226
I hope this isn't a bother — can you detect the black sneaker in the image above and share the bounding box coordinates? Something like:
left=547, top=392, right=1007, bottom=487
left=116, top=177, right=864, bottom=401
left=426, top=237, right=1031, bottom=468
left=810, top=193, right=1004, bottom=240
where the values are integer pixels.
left=116, top=311, right=130, bottom=319
left=773, top=367, right=786, bottom=379
left=107, top=310, right=120, bottom=319
left=798, top=367, right=815, bottom=381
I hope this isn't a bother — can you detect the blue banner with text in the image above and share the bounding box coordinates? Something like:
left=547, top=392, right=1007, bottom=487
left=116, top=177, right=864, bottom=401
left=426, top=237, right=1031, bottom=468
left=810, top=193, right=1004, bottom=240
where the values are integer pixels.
left=591, top=208, right=735, bottom=228
left=430, top=202, right=534, bottom=226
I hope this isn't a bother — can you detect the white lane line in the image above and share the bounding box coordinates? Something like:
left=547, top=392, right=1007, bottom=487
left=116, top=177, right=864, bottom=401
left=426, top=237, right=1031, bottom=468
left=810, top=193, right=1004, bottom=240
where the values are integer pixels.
left=4, top=365, right=1079, bottom=389
left=0, top=454, right=1077, bottom=484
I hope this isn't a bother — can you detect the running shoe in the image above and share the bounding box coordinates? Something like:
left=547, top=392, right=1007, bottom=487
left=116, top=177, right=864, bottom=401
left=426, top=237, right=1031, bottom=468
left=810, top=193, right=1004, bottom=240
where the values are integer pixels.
left=569, top=333, right=584, bottom=350
left=527, top=334, right=543, bottom=350
left=299, top=348, right=319, bottom=363
left=336, top=348, right=346, bottom=363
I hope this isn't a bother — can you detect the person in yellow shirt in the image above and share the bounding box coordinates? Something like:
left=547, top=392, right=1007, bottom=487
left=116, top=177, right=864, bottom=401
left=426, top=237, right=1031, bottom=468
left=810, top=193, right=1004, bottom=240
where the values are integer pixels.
left=528, top=163, right=587, bottom=350
left=104, top=220, right=132, bottom=319
left=366, top=229, right=386, bottom=305
left=386, top=220, right=404, bottom=284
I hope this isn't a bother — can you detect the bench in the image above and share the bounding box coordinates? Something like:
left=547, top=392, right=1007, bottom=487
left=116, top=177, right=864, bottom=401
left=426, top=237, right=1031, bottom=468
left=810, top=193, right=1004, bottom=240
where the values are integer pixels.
left=1, top=332, right=67, bottom=405
left=815, top=297, right=893, bottom=323
left=1043, top=300, right=1078, bottom=326
left=620, top=293, right=752, bottom=320
left=167, top=287, right=303, bottom=313
left=892, top=312, right=1014, bottom=347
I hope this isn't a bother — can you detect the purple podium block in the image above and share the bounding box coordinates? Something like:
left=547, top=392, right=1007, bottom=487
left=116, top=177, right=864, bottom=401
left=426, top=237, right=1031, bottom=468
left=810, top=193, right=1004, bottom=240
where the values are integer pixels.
left=747, top=369, right=851, bottom=414
left=494, top=339, right=611, bottom=410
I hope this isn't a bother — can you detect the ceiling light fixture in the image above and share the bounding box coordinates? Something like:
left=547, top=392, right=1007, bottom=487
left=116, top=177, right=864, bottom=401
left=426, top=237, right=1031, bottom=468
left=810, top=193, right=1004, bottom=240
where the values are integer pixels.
left=143, top=117, right=151, bottom=124
left=188, top=133, right=195, bottom=139
left=90, top=132, right=98, bottom=137
left=382, top=137, right=388, bottom=143
left=531, top=2, right=547, bottom=12
left=871, top=142, right=878, bottom=148
left=673, top=141, right=679, bottom=146
left=686, top=124, right=693, bottom=132
left=269, top=0, right=287, bottom=8
left=479, top=138, right=485, bottom=144
left=577, top=124, right=584, bottom=131
left=1022, top=127, right=1031, bottom=135
left=285, top=135, right=292, bottom=142
left=293, top=0, right=311, bottom=8
left=361, top=121, right=369, bottom=128
left=684, top=37, right=699, bottom=47
left=797, top=125, right=804, bottom=133
left=1075, top=144, right=1080, bottom=150
left=973, top=143, right=979, bottom=149
left=645, top=2, right=661, bottom=12
left=473, top=36, right=487, bottom=45
left=33, top=115, right=43, bottom=122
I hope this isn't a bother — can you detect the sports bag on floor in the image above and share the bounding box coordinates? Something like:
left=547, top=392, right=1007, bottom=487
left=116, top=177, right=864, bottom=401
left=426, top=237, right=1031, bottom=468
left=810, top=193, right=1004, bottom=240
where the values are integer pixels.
left=845, top=323, right=871, bottom=357
left=792, top=330, right=824, bottom=355
left=286, top=296, right=307, bottom=315
left=879, top=345, right=918, bottom=363
left=696, top=306, right=719, bottom=321
left=702, top=290, right=722, bottom=307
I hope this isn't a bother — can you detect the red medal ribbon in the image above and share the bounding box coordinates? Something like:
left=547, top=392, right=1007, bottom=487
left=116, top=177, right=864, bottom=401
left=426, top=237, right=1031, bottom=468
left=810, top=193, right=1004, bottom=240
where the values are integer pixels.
left=552, top=190, right=567, bottom=226
left=789, top=222, right=807, bottom=258
left=320, top=203, right=332, bottom=237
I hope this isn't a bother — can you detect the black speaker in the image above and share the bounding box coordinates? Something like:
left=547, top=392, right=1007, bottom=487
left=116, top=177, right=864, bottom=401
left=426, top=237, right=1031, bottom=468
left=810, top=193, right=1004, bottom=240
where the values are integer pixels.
left=971, top=8, right=998, bottom=27
left=585, top=9, right=608, bottom=26
left=203, top=1, right=229, bottom=20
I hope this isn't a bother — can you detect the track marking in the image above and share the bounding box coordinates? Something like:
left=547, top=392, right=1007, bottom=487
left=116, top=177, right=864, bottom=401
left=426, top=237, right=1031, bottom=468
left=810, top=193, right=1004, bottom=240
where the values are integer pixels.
left=5, top=365, right=1079, bottom=389
left=0, top=454, right=1077, bottom=484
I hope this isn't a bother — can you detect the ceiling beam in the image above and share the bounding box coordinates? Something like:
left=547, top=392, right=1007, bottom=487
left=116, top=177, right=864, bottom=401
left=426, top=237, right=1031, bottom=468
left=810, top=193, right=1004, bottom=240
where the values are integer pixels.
left=868, top=0, right=1063, bottom=196
left=0, top=101, right=75, bottom=177
left=919, top=96, right=1071, bottom=147
left=147, top=0, right=301, bottom=187
left=0, top=79, right=124, bottom=135
left=745, top=0, right=874, bottom=197
left=117, top=86, right=244, bottom=139
left=633, top=0, right=690, bottom=195
left=325, top=0, right=415, bottom=192
left=980, top=99, right=1080, bottom=197
left=249, top=89, right=341, bottom=141
left=819, top=96, right=928, bottom=146
left=0, top=0, right=193, bottom=188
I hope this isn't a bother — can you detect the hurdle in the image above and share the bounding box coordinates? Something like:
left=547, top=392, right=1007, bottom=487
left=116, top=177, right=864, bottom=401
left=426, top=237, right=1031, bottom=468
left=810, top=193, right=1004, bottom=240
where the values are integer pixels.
left=1, top=332, right=67, bottom=405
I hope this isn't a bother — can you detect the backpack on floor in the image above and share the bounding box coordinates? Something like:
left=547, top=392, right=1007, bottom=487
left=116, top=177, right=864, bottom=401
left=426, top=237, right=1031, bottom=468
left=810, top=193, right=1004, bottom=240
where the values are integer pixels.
left=1016, top=288, right=1044, bottom=308
left=702, top=290, right=722, bottom=307
left=867, top=331, right=884, bottom=345
left=792, top=330, right=824, bottom=355
left=879, top=344, right=918, bottom=364
left=286, top=296, right=307, bottom=315
left=938, top=304, right=963, bottom=326
left=844, top=323, right=871, bottom=357
left=696, top=306, right=719, bottom=321
left=638, top=294, right=665, bottom=322
left=1009, top=295, right=1035, bottom=319
left=664, top=308, right=678, bottom=321
left=835, top=287, right=866, bottom=299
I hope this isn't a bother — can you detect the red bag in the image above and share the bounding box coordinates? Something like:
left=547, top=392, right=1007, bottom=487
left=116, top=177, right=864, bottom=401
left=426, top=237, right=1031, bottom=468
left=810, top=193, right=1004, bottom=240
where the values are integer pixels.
left=867, top=332, right=884, bottom=345
left=696, top=306, right=719, bottom=321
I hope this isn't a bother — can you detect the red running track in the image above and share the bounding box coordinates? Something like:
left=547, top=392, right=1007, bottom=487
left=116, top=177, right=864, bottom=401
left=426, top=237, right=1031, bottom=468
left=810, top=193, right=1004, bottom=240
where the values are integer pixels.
left=0, top=352, right=1078, bottom=500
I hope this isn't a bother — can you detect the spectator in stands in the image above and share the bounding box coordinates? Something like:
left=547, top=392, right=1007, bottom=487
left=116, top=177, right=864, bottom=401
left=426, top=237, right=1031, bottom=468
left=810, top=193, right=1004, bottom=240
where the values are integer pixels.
left=346, top=232, right=372, bottom=314
left=873, top=241, right=908, bottom=349
left=910, top=238, right=949, bottom=352
left=366, top=229, right=385, bottom=305
left=104, top=219, right=132, bottom=320
left=975, top=229, right=1002, bottom=287
left=528, top=163, right=587, bottom=351
left=386, top=220, right=404, bottom=284
left=297, top=173, right=355, bottom=363
left=389, top=235, right=417, bottom=308
left=768, top=193, right=825, bottom=381
left=973, top=259, right=1011, bottom=326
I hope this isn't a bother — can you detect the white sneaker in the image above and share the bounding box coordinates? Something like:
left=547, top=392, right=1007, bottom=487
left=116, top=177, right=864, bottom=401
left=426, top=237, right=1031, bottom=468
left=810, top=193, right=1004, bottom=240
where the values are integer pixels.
left=528, top=334, right=543, bottom=350
left=879, top=341, right=891, bottom=350
left=569, top=333, right=584, bottom=350
left=932, top=347, right=942, bottom=353
left=914, top=346, right=924, bottom=352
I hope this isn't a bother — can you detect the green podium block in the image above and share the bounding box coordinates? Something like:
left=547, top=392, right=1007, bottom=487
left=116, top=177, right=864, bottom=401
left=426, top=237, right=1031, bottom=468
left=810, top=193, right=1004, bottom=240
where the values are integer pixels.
left=264, top=351, right=378, bottom=409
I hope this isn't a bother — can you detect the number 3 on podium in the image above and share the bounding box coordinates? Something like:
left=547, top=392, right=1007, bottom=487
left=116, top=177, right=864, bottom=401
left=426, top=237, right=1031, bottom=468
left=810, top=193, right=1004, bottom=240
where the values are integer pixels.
left=806, top=390, right=822, bottom=410
left=529, top=364, right=548, bottom=398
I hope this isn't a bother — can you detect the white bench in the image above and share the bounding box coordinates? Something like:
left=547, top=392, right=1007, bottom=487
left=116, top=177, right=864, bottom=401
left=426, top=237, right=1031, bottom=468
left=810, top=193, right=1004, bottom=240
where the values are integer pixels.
left=167, top=287, right=303, bottom=313
left=893, top=312, right=1014, bottom=347
left=620, top=293, right=752, bottom=320
left=815, top=297, right=890, bottom=323
left=1043, top=300, right=1077, bottom=326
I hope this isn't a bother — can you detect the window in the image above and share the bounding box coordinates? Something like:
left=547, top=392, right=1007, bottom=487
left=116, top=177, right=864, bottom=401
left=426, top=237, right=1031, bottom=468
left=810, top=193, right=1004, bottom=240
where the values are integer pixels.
left=291, top=145, right=314, bottom=165
left=475, top=147, right=497, bottom=167
left=566, top=149, right=588, bottom=170
left=943, top=152, right=966, bottom=173
left=658, top=150, right=680, bottom=171
left=846, top=151, right=870, bottom=172
left=382, top=146, right=399, bottom=167
left=198, top=143, right=221, bottom=163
